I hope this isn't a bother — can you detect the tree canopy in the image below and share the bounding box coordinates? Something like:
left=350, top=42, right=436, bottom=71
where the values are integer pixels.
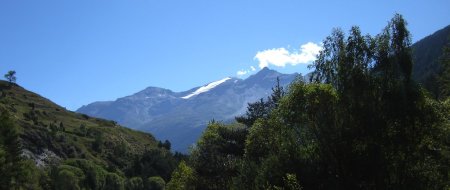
left=4, top=70, right=16, bottom=84
left=167, top=14, right=450, bottom=190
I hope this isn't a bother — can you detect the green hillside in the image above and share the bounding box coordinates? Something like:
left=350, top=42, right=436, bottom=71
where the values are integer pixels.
left=411, top=25, right=450, bottom=98
left=0, top=80, right=180, bottom=190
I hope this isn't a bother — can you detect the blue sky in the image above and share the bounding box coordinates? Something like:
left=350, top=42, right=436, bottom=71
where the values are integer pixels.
left=1, top=0, right=449, bottom=110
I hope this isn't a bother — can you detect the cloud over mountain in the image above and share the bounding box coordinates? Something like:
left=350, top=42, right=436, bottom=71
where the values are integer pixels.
left=254, top=42, right=322, bottom=68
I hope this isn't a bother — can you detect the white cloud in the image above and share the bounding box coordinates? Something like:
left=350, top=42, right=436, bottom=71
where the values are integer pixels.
left=254, top=42, right=322, bottom=68
left=237, top=70, right=248, bottom=76
left=236, top=65, right=258, bottom=77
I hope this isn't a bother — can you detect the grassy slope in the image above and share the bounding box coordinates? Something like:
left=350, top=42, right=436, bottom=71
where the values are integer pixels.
left=0, top=80, right=163, bottom=170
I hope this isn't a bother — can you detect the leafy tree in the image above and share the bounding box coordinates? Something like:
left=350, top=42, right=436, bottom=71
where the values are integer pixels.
left=145, top=176, right=165, bottom=190
left=166, top=161, right=196, bottom=190
left=92, top=132, right=104, bottom=153
left=303, top=13, right=448, bottom=189
left=79, top=124, right=87, bottom=136
left=158, top=140, right=171, bottom=150
left=126, top=177, right=144, bottom=190
left=59, top=121, right=65, bottom=132
left=51, top=165, right=85, bottom=190
left=189, top=122, right=247, bottom=190
left=236, top=77, right=286, bottom=127
left=437, top=41, right=450, bottom=99
left=126, top=148, right=177, bottom=182
left=198, top=14, right=449, bottom=190
left=104, top=172, right=125, bottom=190
left=0, top=110, right=42, bottom=189
left=72, top=159, right=107, bottom=189
left=4, top=70, right=16, bottom=84
left=235, top=98, right=269, bottom=127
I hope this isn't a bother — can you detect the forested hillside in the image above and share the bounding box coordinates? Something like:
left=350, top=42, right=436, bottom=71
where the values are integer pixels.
left=412, top=24, right=450, bottom=99
left=166, top=14, right=450, bottom=190
left=0, top=81, right=184, bottom=190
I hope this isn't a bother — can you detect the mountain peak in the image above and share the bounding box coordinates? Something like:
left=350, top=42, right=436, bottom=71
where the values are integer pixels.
left=258, top=67, right=280, bottom=75
left=260, top=66, right=275, bottom=72
left=181, top=77, right=232, bottom=99
left=248, top=67, right=281, bottom=80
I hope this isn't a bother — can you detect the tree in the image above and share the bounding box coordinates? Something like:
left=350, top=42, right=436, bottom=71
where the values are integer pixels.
left=145, top=176, right=165, bottom=190
left=182, top=14, right=450, bottom=190
left=304, top=13, right=449, bottom=189
left=0, top=110, right=42, bottom=189
left=437, top=41, right=450, bottom=99
left=52, top=165, right=84, bottom=190
left=92, top=132, right=104, bottom=153
left=158, top=140, right=171, bottom=150
left=236, top=77, right=286, bottom=127
left=189, top=122, right=247, bottom=190
left=104, top=173, right=125, bottom=190
left=126, top=177, right=144, bottom=190
left=236, top=14, right=449, bottom=189
left=0, top=110, right=24, bottom=188
left=4, top=70, right=16, bottom=84
left=166, top=161, right=196, bottom=190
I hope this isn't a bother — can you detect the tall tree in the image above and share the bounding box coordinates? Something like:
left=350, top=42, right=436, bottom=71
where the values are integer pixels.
left=236, top=77, right=286, bottom=127
left=4, top=70, right=16, bottom=84
left=0, top=110, right=41, bottom=189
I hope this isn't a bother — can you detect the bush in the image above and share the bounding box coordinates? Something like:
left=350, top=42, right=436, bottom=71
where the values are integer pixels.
left=126, top=177, right=143, bottom=190
left=105, top=172, right=125, bottom=190
left=145, top=176, right=165, bottom=190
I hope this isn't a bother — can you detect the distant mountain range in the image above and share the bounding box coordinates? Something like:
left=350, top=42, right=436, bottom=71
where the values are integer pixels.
left=77, top=68, right=301, bottom=152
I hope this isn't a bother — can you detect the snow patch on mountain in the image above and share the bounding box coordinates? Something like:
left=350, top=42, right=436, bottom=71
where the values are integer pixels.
left=181, top=77, right=232, bottom=99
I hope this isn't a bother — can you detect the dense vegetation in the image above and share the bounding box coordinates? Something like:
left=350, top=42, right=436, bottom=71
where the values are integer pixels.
left=0, top=80, right=185, bottom=189
left=411, top=24, right=450, bottom=99
left=167, top=14, right=450, bottom=189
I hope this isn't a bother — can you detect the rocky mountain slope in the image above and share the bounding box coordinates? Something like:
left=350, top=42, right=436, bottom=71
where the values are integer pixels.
left=77, top=68, right=301, bottom=152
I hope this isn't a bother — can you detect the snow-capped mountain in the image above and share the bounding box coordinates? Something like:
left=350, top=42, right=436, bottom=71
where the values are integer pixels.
left=77, top=68, right=302, bottom=152
left=181, top=77, right=232, bottom=99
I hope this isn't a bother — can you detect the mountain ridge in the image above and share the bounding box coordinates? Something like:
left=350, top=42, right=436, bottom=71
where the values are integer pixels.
left=77, top=68, right=301, bottom=152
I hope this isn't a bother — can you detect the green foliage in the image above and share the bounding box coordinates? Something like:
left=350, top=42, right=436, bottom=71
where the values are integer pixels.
left=283, top=174, right=302, bottom=190
left=181, top=14, right=450, bottom=190
left=166, top=161, right=196, bottom=190
left=92, top=132, right=104, bottom=153
left=0, top=110, right=42, bottom=189
left=52, top=164, right=85, bottom=190
left=126, top=177, right=144, bottom=190
left=0, top=80, right=180, bottom=189
left=411, top=25, right=450, bottom=98
left=127, top=148, right=177, bottom=181
left=158, top=140, right=171, bottom=150
left=65, top=159, right=108, bottom=189
left=145, top=176, right=165, bottom=190
left=235, top=98, right=269, bottom=127
left=189, top=122, right=247, bottom=189
left=105, top=172, right=125, bottom=190
left=437, top=42, right=450, bottom=99
left=4, top=70, right=16, bottom=84
left=236, top=77, right=286, bottom=127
